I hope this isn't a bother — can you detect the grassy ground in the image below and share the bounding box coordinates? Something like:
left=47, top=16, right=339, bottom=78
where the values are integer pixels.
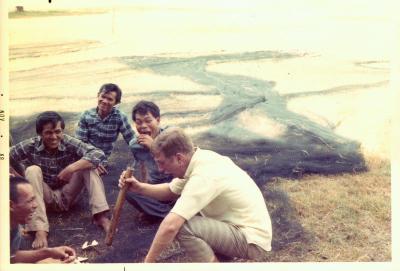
left=8, top=9, right=107, bottom=19
left=263, top=155, right=391, bottom=262
left=10, top=115, right=391, bottom=263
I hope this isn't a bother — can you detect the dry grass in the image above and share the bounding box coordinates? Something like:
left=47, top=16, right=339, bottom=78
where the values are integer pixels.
left=263, top=155, right=391, bottom=262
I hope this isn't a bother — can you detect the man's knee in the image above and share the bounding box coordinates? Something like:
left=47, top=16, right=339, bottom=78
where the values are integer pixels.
left=25, top=165, right=42, bottom=174
left=176, top=216, right=207, bottom=241
left=176, top=218, right=216, bottom=262
left=176, top=221, right=194, bottom=241
left=25, top=165, right=43, bottom=182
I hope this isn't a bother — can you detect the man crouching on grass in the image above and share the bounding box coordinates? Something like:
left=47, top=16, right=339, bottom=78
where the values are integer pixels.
left=10, top=111, right=111, bottom=249
left=119, top=127, right=272, bottom=262
left=10, top=176, right=76, bottom=263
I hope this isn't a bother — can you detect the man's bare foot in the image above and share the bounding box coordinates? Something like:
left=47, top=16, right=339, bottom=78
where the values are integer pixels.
left=32, top=230, right=48, bottom=249
left=93, top=212, right=111, bottom=233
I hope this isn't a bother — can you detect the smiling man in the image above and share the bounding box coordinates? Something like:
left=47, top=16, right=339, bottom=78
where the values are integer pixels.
left=10, top=176, right=76, bottom=263
left=126, top=101, right=174, bottom=220
left=10, top=111, right=111, bottom=249
left=76, top=83, right=135, bottom=175
left=119, top=128, right=272, bottom=262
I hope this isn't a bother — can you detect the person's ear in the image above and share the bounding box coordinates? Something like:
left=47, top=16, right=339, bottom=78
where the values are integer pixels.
left=176, top=153, right=184, bottom=164
left=156, top=117, right=160, bottom=124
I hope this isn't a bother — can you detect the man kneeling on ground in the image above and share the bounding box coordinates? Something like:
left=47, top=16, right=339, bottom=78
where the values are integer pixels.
left=10, top=176, right=76, bottom=263
left=10, top=111, right=111, bottom=249
left=119, top=127, right=272, bottom=262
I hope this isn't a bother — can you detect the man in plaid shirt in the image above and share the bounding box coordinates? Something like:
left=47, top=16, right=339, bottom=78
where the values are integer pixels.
left=10, top=111, right=111, bottom=249
left=76, top=83, right=135, bottom=175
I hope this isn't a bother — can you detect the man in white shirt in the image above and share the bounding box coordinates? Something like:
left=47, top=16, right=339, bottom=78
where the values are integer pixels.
left=119, top=127, right=272, bottom=262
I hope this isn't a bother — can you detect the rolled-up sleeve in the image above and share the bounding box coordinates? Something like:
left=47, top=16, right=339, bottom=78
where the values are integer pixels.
left=65, top=135, right=105, bottom=167
left=169, top=178, right=186, bottom=195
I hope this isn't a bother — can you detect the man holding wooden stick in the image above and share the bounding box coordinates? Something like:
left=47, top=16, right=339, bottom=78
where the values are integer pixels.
left=119, top=127, right=272, bottom=262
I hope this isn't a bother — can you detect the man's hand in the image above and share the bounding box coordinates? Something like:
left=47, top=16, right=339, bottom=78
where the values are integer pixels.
left=144, top=255, right=156, bottom=263
left=10, top=166, right=23, bottom=177
left=143, top=213, right=186, bottom=263
left=57, top=165, right=75, bottom=184
left=137, top=134, right=154, bottom=149
left=96, top=164, right=109, bottom=176
left=48, top=246, right=76, bottom=263
left=118, top=171, right=142, bottom=192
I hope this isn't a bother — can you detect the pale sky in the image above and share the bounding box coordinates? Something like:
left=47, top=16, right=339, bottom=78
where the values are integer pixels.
left=8, top=0, right=397, bottom=18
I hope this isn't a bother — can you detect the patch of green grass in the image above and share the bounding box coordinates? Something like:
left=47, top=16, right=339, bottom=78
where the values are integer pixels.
left=9, top=9, right=107, bottom=19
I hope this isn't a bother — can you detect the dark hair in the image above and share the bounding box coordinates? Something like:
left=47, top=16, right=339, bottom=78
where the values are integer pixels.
left=132, top=100, right=160, bottom=121
left=98, top=83, right=122, bottom=104
left=10, top=176, right=30, bottom=203
left=36, top=111, right=65, bottom=134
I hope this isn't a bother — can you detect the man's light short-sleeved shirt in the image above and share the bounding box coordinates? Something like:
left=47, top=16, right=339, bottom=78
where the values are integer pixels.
left=169, top=148, right=272, bottom=251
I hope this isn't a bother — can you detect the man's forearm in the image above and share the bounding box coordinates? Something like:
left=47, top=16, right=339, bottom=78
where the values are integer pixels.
left=145, top=228, right=175, bottom=262
left=133, top=182, right=178, bottom=202
left=68, top=159, right=93, bottom=172
left=145, top=213, right=185, bottom=262
left=13, top=248, right=52, bottom=263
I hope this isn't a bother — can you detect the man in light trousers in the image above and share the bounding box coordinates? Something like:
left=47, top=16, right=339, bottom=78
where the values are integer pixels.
left=10, top=111, right=110, bottom=249
left=119, top=127, right=272, bottom=262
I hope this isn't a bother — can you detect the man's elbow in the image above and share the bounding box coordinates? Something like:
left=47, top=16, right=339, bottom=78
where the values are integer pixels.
left=163, top=221, right=181, bottom=236
left=163, top=217, right=185, bottom=236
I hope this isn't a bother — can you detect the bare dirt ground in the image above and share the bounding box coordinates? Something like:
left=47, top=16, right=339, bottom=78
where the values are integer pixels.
left=7, top=2, right=396, bottom=263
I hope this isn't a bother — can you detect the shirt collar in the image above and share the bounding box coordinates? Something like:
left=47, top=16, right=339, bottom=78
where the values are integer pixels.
left=35, top=137, right=66, bottom=152
left=95, top=107, right=116, bottom=121
left=183, top=147, right=199, bottom=179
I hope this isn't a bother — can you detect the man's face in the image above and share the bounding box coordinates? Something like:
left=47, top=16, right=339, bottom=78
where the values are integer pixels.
left=40, top=121, right=63, bottom=151
left=97, top=91, right=117, bottom=116
left=154, top=151, right=185, bottom=178
left=11, top=184, right=38, bottom=224
left=134, top=112, right=160, bottom=139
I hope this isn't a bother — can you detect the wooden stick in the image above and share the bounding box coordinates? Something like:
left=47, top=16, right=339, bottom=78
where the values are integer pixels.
left=140, top=160, right=148, bottom=183
left=105, top=167, right=133, bottom=246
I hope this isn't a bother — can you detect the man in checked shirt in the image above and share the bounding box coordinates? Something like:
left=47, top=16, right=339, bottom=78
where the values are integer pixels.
left=10, top=111, right=111, bottom=249
left=76, top=83, right=135, bottom=175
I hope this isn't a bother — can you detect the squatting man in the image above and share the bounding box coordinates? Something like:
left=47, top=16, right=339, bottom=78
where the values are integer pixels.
left=119, top=127, right=273, bottom=262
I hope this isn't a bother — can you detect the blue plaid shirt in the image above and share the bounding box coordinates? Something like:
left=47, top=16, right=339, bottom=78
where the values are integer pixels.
left=10, top=134, right=105, bottom=189
left=76, top=107, right=135, bottom=159
left=129, top=127, right=173, bottom=185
